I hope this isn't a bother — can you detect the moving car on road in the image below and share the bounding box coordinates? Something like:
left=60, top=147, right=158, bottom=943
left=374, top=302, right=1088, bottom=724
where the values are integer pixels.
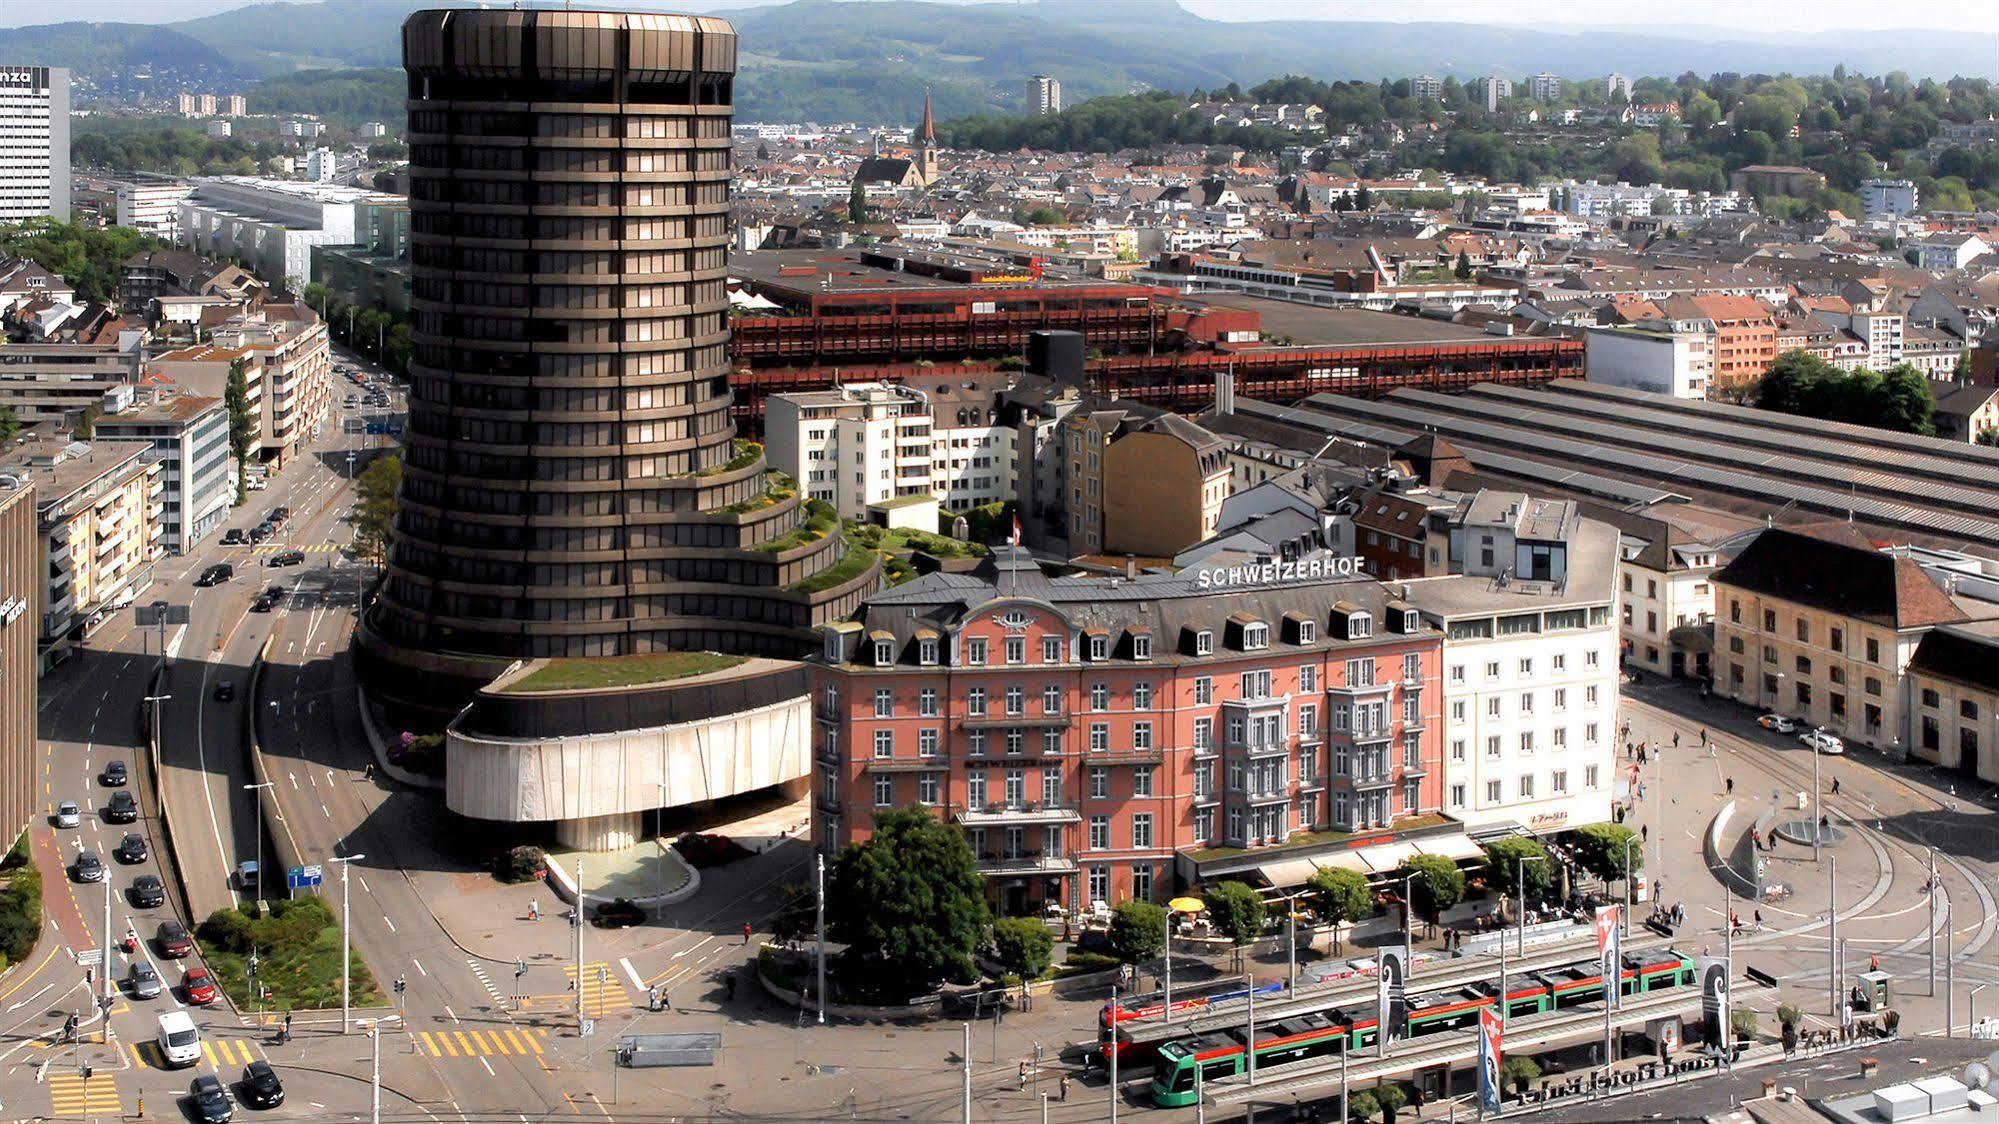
left=267, top=550, right=305, bottom=568
left=130, top=874, right=165, bottom=908
left=195, top=564, right=233, bottom=587
left=213, top=681, right=236, bottom=702
left=157, top=1012, right=201, bottom=1069
left=221, top=529, right=247, bottom=546
left=72, top=850, right=104, bottom=883
left=128, top=960, right=162, bottom=1000
left=101, top=759, right=127, bottom=786
left=1800, top=729, right=1846, bottom=754
left=182, top=966, right=219, bottom=1006
left=53, top=800, right=80, bottom=827
left=116, top=833, right=148, bottom=863
left=1757, top=714, right=1800, bottom=733
left=105, top=789, right=138, bottom=823
left=190, top=1073, right=234, bottom=1122
left=156, top=919, right=194, bottom=958
left=239, top=1060, right=284, bottom=1109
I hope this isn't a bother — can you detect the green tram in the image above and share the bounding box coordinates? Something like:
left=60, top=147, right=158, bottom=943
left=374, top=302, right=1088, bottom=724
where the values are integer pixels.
left=1149, top=950, right=1695, bottom=1107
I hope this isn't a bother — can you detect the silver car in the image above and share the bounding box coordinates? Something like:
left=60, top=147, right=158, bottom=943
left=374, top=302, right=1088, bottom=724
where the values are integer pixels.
left=53, top=801, right=80, bottom=828
left=129, top=960, right=162, bottom=1000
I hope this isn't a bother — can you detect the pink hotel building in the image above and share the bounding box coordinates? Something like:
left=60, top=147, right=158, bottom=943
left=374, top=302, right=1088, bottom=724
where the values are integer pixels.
left=813, top=550, right=1446, bottom=915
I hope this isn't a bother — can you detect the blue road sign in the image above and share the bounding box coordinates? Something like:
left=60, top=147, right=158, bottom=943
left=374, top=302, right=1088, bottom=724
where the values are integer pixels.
left=287, top=864, right=324, bottom=889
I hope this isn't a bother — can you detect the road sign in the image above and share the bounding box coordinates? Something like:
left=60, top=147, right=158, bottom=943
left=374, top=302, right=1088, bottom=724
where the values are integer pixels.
left=287, top=864, right=324, bottom=890
left=133, top=603, right=189, bottom=627
left=76, top=948, right=101, bottom=967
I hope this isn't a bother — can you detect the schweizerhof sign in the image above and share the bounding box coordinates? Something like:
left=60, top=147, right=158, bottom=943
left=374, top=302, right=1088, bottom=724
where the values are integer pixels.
left=1193, top=555, right=1364, bottom=591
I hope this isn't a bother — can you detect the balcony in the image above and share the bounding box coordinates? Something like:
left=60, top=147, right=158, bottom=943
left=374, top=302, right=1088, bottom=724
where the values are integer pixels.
left=813, top=792, right=841, bottom=816
left=1233, top=739, right=1291, bottom=759
left=955, top=802, right=1082, bottom=827
left=863, top=756, right=945, bottom=774
left=1086, top=746, right=1165, bottom=766
left=975, top=852, right=1080, bottom=876
left=1333, top=769, right=1395, bottom=791
left=961, top=714, right=1071, bottom=731
left=1327, top=679, right=1394, bottom=698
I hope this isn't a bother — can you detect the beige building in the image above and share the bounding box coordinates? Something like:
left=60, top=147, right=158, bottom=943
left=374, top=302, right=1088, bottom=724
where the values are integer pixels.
left=151, top=301, right=331, bottom=470
left=1904, top=624, right=1999, bottom=783
left=1098, top=414, right=1231, bottom=560
left=1711, top=523, right=1988, bottom=751
left=0, top=477, right=38, bottom=844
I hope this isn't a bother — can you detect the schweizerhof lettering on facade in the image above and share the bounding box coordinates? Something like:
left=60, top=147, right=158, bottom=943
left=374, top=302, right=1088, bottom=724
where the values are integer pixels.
left=1193, top=555, right=1365, bottom=591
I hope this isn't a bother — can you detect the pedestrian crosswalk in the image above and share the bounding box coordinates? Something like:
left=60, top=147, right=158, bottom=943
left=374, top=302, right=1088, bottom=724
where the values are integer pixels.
left=48, top=1071, right=120, bottom=1116
left=416, top=1026, right=549, bottom=1059
left=128, top=1036, right=261, bottom=1070
left=564, top=961, right=630, bottom=1018
left=249, top=542, right=347, bottom=555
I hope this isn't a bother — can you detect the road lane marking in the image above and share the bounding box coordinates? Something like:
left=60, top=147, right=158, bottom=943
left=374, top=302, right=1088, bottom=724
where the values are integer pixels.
left=413, top=957, right=427, bottom=976
left=619, top=957, right=646, bottom=995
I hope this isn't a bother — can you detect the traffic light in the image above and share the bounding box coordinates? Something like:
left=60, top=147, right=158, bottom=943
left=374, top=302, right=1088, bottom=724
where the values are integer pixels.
left=393, top=976, right=406, bottom=996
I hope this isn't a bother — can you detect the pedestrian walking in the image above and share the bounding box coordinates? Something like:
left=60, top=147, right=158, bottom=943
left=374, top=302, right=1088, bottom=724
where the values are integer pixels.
left=1832, top=777, right=1841, bottom=795
left=662, top=989, right=671, bottom=1012
left=529, top=901, right=539, bottom=922
left=1018, top=1061, right=1029, bottom=1090
left=283, top=1012, right=292, bottom=1044
left=1725, top=776, right=1735, bottom=795
left=1060, top=1075, right=1071, bottom=1102
left=1753, top=909, right=1763, bottom=930
left=1641, top=824, right=1649, bottom=844
left=1673, top=732, right=1681, bottom=749
left=743, top=921, right=752, bottom=945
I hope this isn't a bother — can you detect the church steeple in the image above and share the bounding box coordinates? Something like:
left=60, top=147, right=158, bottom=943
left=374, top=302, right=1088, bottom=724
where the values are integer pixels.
left=917, top=89, right=939, bottom=186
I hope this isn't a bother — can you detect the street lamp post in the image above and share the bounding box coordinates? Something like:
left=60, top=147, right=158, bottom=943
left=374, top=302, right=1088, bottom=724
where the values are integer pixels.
left=328, top=853, right=365, bottom=1033
left=1971, top=984, right=1987, bottom=1035
left=1516, top=855, right=1544, bottom=956
left=243, top=781, right=275, bottom=905
left=1622, top=836, right=1636, bottom=937
left=1163, top=896, right=1206, bottom=1023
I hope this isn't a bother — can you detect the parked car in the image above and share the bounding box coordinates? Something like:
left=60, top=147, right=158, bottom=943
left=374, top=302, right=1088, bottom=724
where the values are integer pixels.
left=221, top=529, right=247, bottom=546
left=1757, top=714, right=1800, bottom=734
left=1800, top=729, right=1846, bottom=755
left=195, top=564, right=234, bottom=587
left=190, top=1074, right=234, bottom=1123
left=213, top=681, right=236, bottom=702
left=247, top=525, right=271, bottom=544
left=101, top=759, right=127, bottom=786
left=53, top=800, right=80, bottom=827
left=238, top=1060, right=285, bottom=1109
left=105, top=790, right=139, bottom=823
left=116, top=833, right=149, bottom=863
left=267, top=550, right=306, bottom=568
left=182, top=966, right=220, bottom=1006
left=236, top=861, right=260, bottom=894
left=130, top=874, right=166, bottom=908
left=267, top=507, right=289, bottom=525
left=128, top=960, right=162, bottom=1000
left=156, top=919, right=194, bottom=958
left=73, top=850, right=105, bottom=883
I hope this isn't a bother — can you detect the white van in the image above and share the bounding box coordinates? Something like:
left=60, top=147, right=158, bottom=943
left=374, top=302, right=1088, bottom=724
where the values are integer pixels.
left=156, top=1010, right=201, bottom=1068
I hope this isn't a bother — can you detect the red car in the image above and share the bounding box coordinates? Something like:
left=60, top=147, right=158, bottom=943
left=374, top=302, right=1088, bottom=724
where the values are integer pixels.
left=182, top=966, right=219, bottom=1006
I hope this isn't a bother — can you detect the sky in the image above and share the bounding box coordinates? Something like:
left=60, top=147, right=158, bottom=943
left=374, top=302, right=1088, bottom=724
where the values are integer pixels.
left=0, top=0, right=1977, bottom=32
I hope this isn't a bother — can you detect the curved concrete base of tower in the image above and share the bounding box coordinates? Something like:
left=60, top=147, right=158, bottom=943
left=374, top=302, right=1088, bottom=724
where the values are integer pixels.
left=442, top=657, right=812, bottom=852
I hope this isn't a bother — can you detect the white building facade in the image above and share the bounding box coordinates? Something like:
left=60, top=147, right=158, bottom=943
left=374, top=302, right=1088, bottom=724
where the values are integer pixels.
left=0, top=66, right=69, bottom=223
left=1582, top=325, right=1710, bottom=399
left=114, top=180, right=196, bottom=237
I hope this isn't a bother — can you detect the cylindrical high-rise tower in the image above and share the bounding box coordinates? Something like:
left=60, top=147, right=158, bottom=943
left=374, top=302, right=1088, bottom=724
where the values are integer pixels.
left=370, top=9, right=861, bottom=694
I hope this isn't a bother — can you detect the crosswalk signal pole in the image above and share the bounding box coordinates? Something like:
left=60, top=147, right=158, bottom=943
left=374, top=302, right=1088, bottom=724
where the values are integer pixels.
left=575, top=856, right=586, bottom=1032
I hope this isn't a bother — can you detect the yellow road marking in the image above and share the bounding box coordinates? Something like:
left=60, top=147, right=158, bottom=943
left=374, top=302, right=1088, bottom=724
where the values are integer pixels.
left=418, top=1031, right=439, bottom=1056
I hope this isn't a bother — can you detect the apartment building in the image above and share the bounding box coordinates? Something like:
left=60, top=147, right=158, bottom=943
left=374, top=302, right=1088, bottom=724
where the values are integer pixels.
left=1471, top=76, right=1512, bottom=112
left=1029, top=74, right=1062, bottom=116
left=0, top=436, right=159, bottom=668
left=813, top=548, right=1444, bottom=913
left=113, top=179, right=195, bottom=238
left=1904, top=625, right=1999, bottom=783
left=1098, top=414, right=1232, bottom=560
left=1651, top=294, right=1776, bottom=396
left=1860, top=179, right=1919, bottom=220
left=1411, top=75, right=1444, bottom=101
left=0, top=335, right=146, bottom=425
left=1605, top=74, right=1633, bottom=101
left=1526, top=73, right=1563, bottom=101
left=1583, top=325, right=1711, bottom=399
left=93, top=395, right=232, bottom=555
left=1408, top=492, right=1622, bottom=835
left=154, top=303, right=330, bottom=469
left=0, top=476, right=36, bottom=845
left=1617, top=527, right=1726, bottom=680
left=768, top=382, right=936, bottom=518
left=0, top=66, right=69, bottom=223
left=1710, top=523, right=1991, bottom=752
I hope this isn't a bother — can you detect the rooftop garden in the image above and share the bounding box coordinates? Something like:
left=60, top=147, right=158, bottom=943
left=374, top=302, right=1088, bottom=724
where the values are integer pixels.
left=753, top=498, right=839, bottom=555
left=789, top=528, right=878, bottom=595
left=691, top=438, right=763, bottom=479
left=502, top=651, right=749, bottom=693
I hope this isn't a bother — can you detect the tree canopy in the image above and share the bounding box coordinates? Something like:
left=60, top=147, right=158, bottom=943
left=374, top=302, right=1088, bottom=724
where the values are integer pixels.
left=1481, top=838, right=1553, bottom=899
left=1108, top=900, right=1166, bottom=965
left=1567, top=824, right=1645, bottom=883
left=1403, top=855, right=1466, bottom=924
left=1203, top=881, right=1266, bottom=947
left=353, top=452, right=402, bottom=564
left=826, top=808, right=992, bottom=1002
left=1756, top=351, right=1936, bottom=435
left=0, top=218, right=159, bottom=305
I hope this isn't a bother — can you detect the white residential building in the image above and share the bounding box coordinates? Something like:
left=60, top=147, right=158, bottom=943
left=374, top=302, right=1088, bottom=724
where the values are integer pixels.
left=1859, top=179, right=1919, bottom=220
left=93, top=394, right=232, bottom=554
left=767, top=381, right=1017, bottom=519
left=204, top=120, right=232, bottom=139
left=177, top=176, right=401, bottom=289
left=1582, top=325, right=1710, bottom=399
left=1526, top=73, right=1563, bottom=101
left=1029, top=74, right=1062, bottom=116
left=1411, top=75, right=1444, bottom=101
left=0, top=65, right=69, bottom=223
left=1408, top=493, right=1621, bottom=835
left=1914, top=234, right=1992, bottom=272
left=1618, top=531, right=1726, bottom=681
left=1471, top=76, right=1512, bottom=112
left=1606, top=74, right=1633, bottom=101
left=113, top=180, right=196, bottom=237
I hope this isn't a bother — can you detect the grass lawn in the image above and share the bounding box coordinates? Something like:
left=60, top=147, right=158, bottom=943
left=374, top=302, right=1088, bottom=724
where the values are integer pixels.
left=505, top=651, right=748, bottom=693
left=789, top=532, right=879, bottom=594
left=198, top=899, right=383, bottom=1012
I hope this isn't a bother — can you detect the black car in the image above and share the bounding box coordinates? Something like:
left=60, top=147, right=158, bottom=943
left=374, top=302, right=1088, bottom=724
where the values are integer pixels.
left=248, top=525, right=271, bottom=544
left=270, top=506, right=290, bottom=522
left=194, top=564, right=233, bottom=587
left=101, top=759, right=127, bottom=786
left=191, top=1074, right=234, bottom=1123
left=130, top=874, right=165, bottom=908
left=267, top=550, right=306, bottom=568
left=213, top=681, right=236, bottom=702
left=116, top=833, right=148, bottom=863
left=220, top=529, right=247, bottom=546
left=156, top=919, right=194, bottom=958
left=104, top=790, right=139, bottom=823
left=249, top=594, right=277, bottom=614
left=239, top=1060, right=284, bottom=1109
left=72, top=850, right=104, bottom=883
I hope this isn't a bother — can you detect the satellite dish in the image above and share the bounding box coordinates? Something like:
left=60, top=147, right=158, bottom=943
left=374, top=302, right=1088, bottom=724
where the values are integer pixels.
left=1964, top=1061, right=1992, bottom=1091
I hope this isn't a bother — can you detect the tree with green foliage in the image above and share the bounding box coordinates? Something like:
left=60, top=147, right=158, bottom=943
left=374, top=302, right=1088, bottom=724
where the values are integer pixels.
left=1353, top=183, right=1375, bottom=211
left=1567, top=824, right=1644, bottom=883
left=1875, top=362, right=1937, bottom=436
left=1757, top=351, right=1935, bottom=435
left=1500, top=1055, right=1542, bottom=1095
left=847, top=179, right=869, bottom=225
left=1403, top=855, right=1465, bottom=926
left=1375, top=1083, right=1408, bottom=1124
left=0, top=405, right=20, bottom=444
left=1481, top=838, right=1553, bottom=900
left=1349, top=1090, right=1381, bottom=1121
left=1203, top=881, right=1266, bottom=953
left=224, top=358, right=256, bottom=505
left=353, top=452, right=402, bottom=564
left=1108, top=900, right=1166, bottom=966
left=0, top=217, right=160, bottom=305
left=826, top=807, right=992, bottom=1002
left=991, top=917, right=1054, bottom=980
left=1307, top=866, right=1373, bottom=954
left=1977, top=430, right=1999, bottom=448
left=1453, top=250, right=1473, bottom=279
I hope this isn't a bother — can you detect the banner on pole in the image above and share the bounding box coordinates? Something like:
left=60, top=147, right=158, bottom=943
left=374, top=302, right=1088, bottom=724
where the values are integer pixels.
left=1477, top=1005, right=1504, bottom=1113
left=1595, top=904, right=1621, bottom=1010
left=1697, top=954, right=1730, bottom=1052
left=1376, top=947, right=1406, bottom=1057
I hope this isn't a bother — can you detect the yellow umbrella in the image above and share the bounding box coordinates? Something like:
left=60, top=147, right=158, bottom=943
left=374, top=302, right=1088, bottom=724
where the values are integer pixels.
left=1168, top=895, right=1206, bottom=914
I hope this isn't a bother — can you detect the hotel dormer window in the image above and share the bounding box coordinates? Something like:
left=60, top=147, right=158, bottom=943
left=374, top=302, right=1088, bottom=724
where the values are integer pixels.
left=918, top=637, right=938, bottom=665
left=1195, top=629, right=1214, bottom=656
left=1349, top=612, right=1372, bottom=639
left=1297, top=620, right=1316, bottom=644
left=1089, top=634, right=1109, bottom=661
left=1133, top=634, right=1153, bottom=660
left=1243, top=622, right=1269, bottom=650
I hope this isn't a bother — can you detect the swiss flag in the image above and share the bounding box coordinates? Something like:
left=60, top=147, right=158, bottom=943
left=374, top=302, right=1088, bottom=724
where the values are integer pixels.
left=1009, top=515, right=1022, bottom=548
